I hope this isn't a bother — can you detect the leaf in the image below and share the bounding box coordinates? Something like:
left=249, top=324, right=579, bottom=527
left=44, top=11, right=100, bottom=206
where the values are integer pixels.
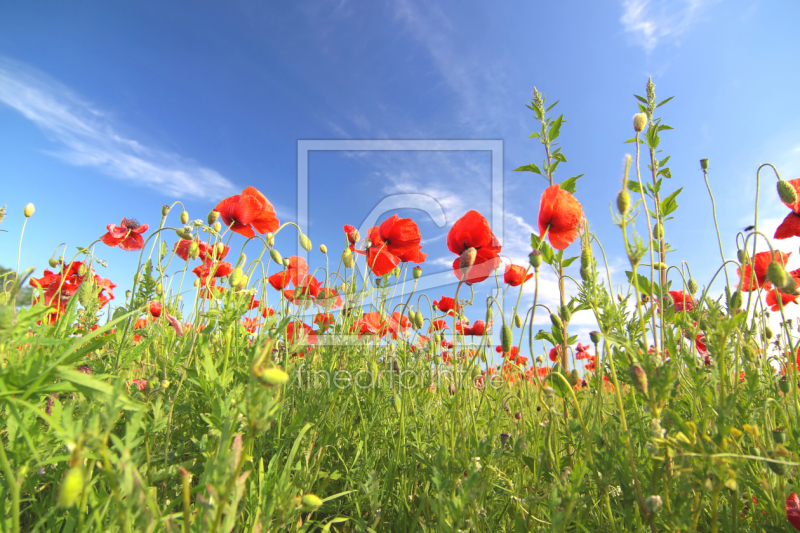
left=547, top=114, right=563, bottom=140
left=638, top=102, right=647, bottom=114
left=658, top=124, right=674, bottom=131
left=658, top=167, right=672, bottom=179
left=545, top=100, right=560, bottom=112
left=552, top=151, right=567, bottom=163
left=560, top=174, right=584, bottom=194
left=625, top=271, right=651, bottom=295
left=660, top=188, right=683, bottom=217
left=627, top=180, right=642, bottom=194
left=529, top=132, right=540, bottom=139
left=562, top=256, right=579, bottom=268
left=535, top=329, right=556, bottom=346
left=514, top=163, right=542, bottom=175
left=634, top=94, right=648, bottom=104
left=520, top=455, right=537, bottom=475
left=656, top=95, right=675, bottom=107
left=53, top=367, right=142, bottom=411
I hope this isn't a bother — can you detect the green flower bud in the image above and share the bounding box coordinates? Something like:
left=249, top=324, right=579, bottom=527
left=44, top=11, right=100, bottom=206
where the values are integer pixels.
left=767, top=261, right=788, bottom=289
left=580, top=267, right=592, bottom=282
left=459, top=247, right=477, bottom=279
left=617, top=189, right=631, bottom=215
left=765, top=326, right=773, bottom=340
left=23, top=203, right=35, bottom=218
left=589, top=331, right=601, bottom=344
left=767, top=450, right=789, bottom=476
left=559, top=305, right=571, bottom=323
left=568, top=369, right=580, bottom=388
left=514, top=314, right=523, bottom=328
left=501, top=324, right=513, bottom=353
left=580, top=246, right=592, bottom=270
left=299, top=233, right=312, bottom=251
left=207, top=210, right=219, bottom=225
left=266, top=233, right=275, bottom=246
left=282, top=258, right=290, bottom=267
left=229, top=267, right=244, bottom=288
left=48, top=258, right=59, bottom=268
left=341, top=248, right=354, bottom=268
left=550, top=313, right=563, bottom=330
left=529, top=250, right=543, bottom=269
left=188, top=240, right=200, bottom=259
left=58, top=467, right=84, bottom=508
left=687, top=279, right=698, bottom=294
left=653, top=262, right=667, bottom=271
left=213, top=221, right=221, bottom=233
left=302, top=494, right=323, bottom=509
left=779, top=375, right=790, bottom=394
left=161, top=205, right=170, bottom=217
left=414, top=310, right=424, bottom=329
left=653, top=222, right=663, bottom=239
left=633, top=113, right=647, bottom=133
left=729, top=290, right=742, bottom=312
left=175, top=228, right=193, bottom=240
left=319, top=244, right=327, bottom=254
left=392, top=394, right=402, bottom=415
left=737, top=249, right=749, bottom=264
left=630, top=365, right=648, bottom=395
left=180, top=211, right=189, bottom=225
left=270, top=249, right=283, bottom=265
left=259, top=368, right=289, bottom=388
left=778, top=179, right=798, bottom=205
left=78, top=279, right=93, bottom=307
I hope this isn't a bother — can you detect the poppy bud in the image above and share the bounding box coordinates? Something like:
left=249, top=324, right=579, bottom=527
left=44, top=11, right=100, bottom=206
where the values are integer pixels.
left=765, top=326, right=773, bottom=339
left=342, top=248, right=354, bottom=268
left=729, top=290, right=742, bottom=312
left=767, top=261, right=788, bottom=288
left=459, top=247, right=477, bottom=278
left=486, top=304, right=493, bottom=321
left=778, top=179, right=798, bottom=205
left=743, top=345, right=755, bottom=361
left=767, top=451, right=788, bottom=476
left=633, top=113, right=647, bottom=133
left=319, top=244, right=327, bottom=254
left=260, top=367, right=289, bottom=388
left=550, top=313, right=563, bottom=330
left=270, top=249, right=283, bottom=265
left=48, top=258, right=59, bottom=268
left=529, top=250, right=543, bottom=269
left=687, top=279, right=698, bottom=294
left=299, top=233, right=312, bottom=251
left=559, top=305, right=571, bottom=323
left=228, top=267, right=243, bottom=289
left=568, top=369, right=580, bottom=388
left=782, top=275, right=798, bottom=294
left=471, top=364, right=481, bottom=379
left=536, top=355, right=543, bottom=364
left=175, top=228, right=192, bottom=240
left=180, top=211, right=189, bottom=225
left=58, top=467, right=84, bottom=508
left=301, top=493, right=323, bottom=510
left=654, top=262, right=667, bottom=271
left=79, top=264, right=88, bottom=277
left=779, top=375, right=790, bottom=394
left=580, top=246, right=592, bottom=269
left=653, top=222, right=663, bottom=239
left=161, top=205, right=170, bottom=217
left=213, top=221, right=221, bottom=233
left=266, top=233, right=275, bottom=246
left=413, top=266, right=422, bottom=279
left=501, top=324, right=512, bottom=353
left=580, top=267, right=592, bottom=282
left=282, top=258, right=290, bottom=267
left=188, top=240, right=200, bottom=259
left=700, top=158, right=709, bottom=170
left=78, top=279, right=93, bottom=307
left=737, top=249, right=749, bottom=264
left=207, top=210, right=219, bottom=225
left=193, top=279, right=200, bottom=288
left=514, top=314, right=523, bottom=328
left=773, top=428, right=787, bottom=444
left=589, top=331, right=601, bottom=344
left=630, top=365, right=648, bottom=394
left=156, top=283, right=163, bottom=295
left=617, top=189, right=630, bottom=215
left=392, top=394, right=402, bottom=415
left=22, top=202, right=35, bottom=218
left=213, top=243, right=225, bottom=258
left=414, top=310, right=424, bottom=329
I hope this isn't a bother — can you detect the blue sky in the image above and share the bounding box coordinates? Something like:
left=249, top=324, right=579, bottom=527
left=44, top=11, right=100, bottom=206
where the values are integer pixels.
left=1, top=0, right=799, bottom=344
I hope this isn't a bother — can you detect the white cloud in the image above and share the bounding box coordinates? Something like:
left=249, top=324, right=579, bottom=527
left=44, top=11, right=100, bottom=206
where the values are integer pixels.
left=0, top=56, right=238, bottom=199
left=620, top=0, right=715, bottom=52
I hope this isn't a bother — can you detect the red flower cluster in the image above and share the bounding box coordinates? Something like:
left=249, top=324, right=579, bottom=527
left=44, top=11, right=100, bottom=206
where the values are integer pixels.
left=29, top=261, right=116, bottom=322
left=365, top=215, right=426, bottom=277
left=433, top=296, right=459, bottom=315
left=775, top=179, right=800, bottom=240
left=447, top=211, right=502, bottom=285
left=456, top=320, right=488, bottom=336
left=737, top=250, right=790, bottom=292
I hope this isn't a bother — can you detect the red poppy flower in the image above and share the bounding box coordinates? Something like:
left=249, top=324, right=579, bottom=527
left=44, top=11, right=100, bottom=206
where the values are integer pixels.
left=537, top=185, right=584, bottom=250
left=29, top=261, right=116, bottom=317
left=149, top=301, right=162, bottom=318
left=174, top=239, right=208, bottom=261
left=433, top=296, right=459, bottom=314
left=504, top=264, right=533, bottom=287
left=775, top=179, right=800, bottom=240
left=314, top=313, right=334, bottom=329
left=262, top=306, right=275, bottom=318
left=215, top=186, right=280, bottom=238
left=343, top=224, right=365, bottom=255
left=548, top=346, right=562, bottom=362
left=286, top=321, right=317, bottom=355
left=268, top=271, right=292, bottom=290
left=101, top=218, right=149, bottom=251
left=738, top=250, right=791, bottom=292
left=130, top=379, right=147, bottom=391
left=352, top=311, right=387, bottom=338
left=192, top=259, right=234, bottom=282
left=766, top=276, right=800, bottom=312
left=199, top=279, right=225, bottom=299
left=668, top=291, right=695, bottom=312
left=246, top=295, right=260, bottom=310
left=447, top=210, right=502, bottom=285
left=284, top=276, right=321, bottom=304
left=787, top=493, right=800, bottom=530
left=385, top=312, right=411, bottom=340
left=695, top=334, right=709, bottom=356
left=365, top=215, right=427, bottom=277
left=429, top=319, right=449, bottom=332
left=242, top=317, right=261, bottom=333
left=456, top=320, right=487, bottom=336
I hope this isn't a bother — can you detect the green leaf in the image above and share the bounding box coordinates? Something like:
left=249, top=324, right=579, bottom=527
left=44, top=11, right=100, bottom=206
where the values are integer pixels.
left=547, top=114, right=563, bottom=140
left=656, top=95, right=675, bottom=107
left=658, top=124, right=673, bottom=131
left=627, top=180, right=642, bottom=194
left=521, top=455, right=537, bottom=475
left=638, top=102, right=647, bottom=114
left=535, top=329, right=556, bottom=346
left=545, top=100, right=560, bottom=112
left=560, top=174, right=584, bottom=194
left=625, top=271, right=651, bottom=295
left=562, top=256, right=579, bottom=268
left=552, top=151, right=567, bottom=163
left=634, top=94, right=648, bottom=104
left=660, top=188, right=683, bottom=217
left=529, top=132, right=540, bottom=139
left=658, top=167, right=672, bottom=178
left=514, top=163, right=542, bottom=175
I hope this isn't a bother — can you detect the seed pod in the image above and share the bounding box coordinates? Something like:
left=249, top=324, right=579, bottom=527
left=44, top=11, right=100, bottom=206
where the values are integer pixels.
left=767, top=261, right=788, bottom=288
left=779, top=375, right=790, bottom=394
left=514, top=314, right=523, bottom=328
left=630, top=365, right=648, bottom=395
left=392, top=394, right=402, bottom=415
left=58, top=467, right=84, bottom=508
left=501, top=324, right=513, bottom=353
left=414, top=310, right=424, bottom=329
left=559, top=305, right=571, bottom=323
left=568, top=369, right=580, bottom=388
left=729, top=290, right=742, bottom=312
left=700, top=158, right=709, bottom=170
left=617, top=189, right=631, bottom=215
left=161, top=205, right=170, bottom=217
left=773, top=429, right=787, bottom=444
left=301, top=494, right=323, bottom=509
left=589, top=331, right=601, bottom=344
left=529, top=250, right=543, bottom=269
left=319, top=244, right=327, bottom=254
left=550, top=313, right=563, bottom=330
left=767, top=451, right=789, bottom=476
left=633, top=113, right=647, bottom=133
left=207, top=210, right=219, bottom=225
left=259, top=368, right=289, bottom=388
left=282, top=257, right=290, bottom=267
left=413, top=266, right=422, bottom=279
left=270, top=249, right=283, bottom=265
left=299, top=233, right=312, bottom=251
left=687, top=279, right=698, bottom=294
left=778, top=179, right=798, bottom=206
left=180, top=211, right=189, bottom=225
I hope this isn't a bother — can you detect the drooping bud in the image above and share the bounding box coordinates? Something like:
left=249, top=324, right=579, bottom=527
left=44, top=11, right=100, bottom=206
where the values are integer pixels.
left=501, top=324, right=513, bottom=353
left=630, top=365, right=648, bottom=394
left=589, top=331, right=601, bottom=344
left=529, top=250, right=543, bottom=269
left=653, top=222, right=663, bottom=239
left=180, top=211, right=189, bottom=225
left=550, top=313, right=563, bottom=330
left=207, top=210, right=219, bottom=225
left=342, top=248, right=354, bottom=268
left=161, top=205, right=170, bottom=217
left=299, top=233, right=312, bottom=251
left=767, top=450, right=788, bottom=476
left=188, top=240, right=200, bottom=259
left=229, top=267, right=244, bottom=289
left=729, top=290, right=742, bottom=313
left=765, top=326, right=773, bottom=340
left=459, top=247, right=477, bottom=279
left=48, top=258, right=59, bottom=268
left=737, top=249, right=750, bottom=264
left=319, top=244, right=327, bottom=254
left=699, top=158, right=709, bottom=170
left=213, top=221, right=222, bottom=233
left=78, top=264, right=88, bottom=277
left=58, top=467, right=84, bottom=508
left=193, top=279, right=200, bottom=288
left=214, top=242, right=226, bottom=258
left=301, top=494, right=323, bottom=510
left=617, top=189, right=631, bottom=215
left=413, top=266, right=422, bottom=279
left=270, top=249, right=283, bottom=265
left=559, top=305, right=571, bottom=323
left=633, top=113, right=647, bottom=133
left=266, top=232, right=275, bottom=246
left=767, top=261, right=788, bottom=289
left=414, top=310, right=424, bottom=329
left=568, top=369, right=580, bottom=388
left=175, top=227, right=193, bottom=240
left=778, top=179, right=798, bottom=205
left=782, top=275, right=798, bottom=294
left=687, top=279, right=698, bottom=294
left=514, top=314, right=523, bottom=328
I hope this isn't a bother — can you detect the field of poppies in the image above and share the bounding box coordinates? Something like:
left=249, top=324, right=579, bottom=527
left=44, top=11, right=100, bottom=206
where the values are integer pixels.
left=3, top=80, right=800, bottom=532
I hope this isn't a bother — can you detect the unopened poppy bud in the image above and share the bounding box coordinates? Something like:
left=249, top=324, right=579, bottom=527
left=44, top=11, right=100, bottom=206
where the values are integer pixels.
left=161, top=205, right=170, bottom=217
left=767, top=450, right=789, bottom=476
left=193, top=279, right=200, bottom=288
left=654, top=262, right=667, bottom=271
left=630, top=365, right=648, bottom=394
left=486, top=304, right=493, bottom=321
left=301, top=493, right=323, bottom=510
left=729, top=290, right=742, bottom=312
left=743, top=345, right=755, bottom=361
left=559, top=305, right=571, bottom=323
left=213, top=242, right=225, bottom=258
left=188, top=240, right=200, bottom=259
left=765, top=326, right=773, bottom=339
left=299, top=233, right=312, bottom=251
left=414, top=310, right=424, bottom=329
left=260, top=367, right=289, bottom=388
left=155, top=283, right=163, bottom=295
left=236, top=274, right=248, bottom=290
left=501, top=324, right=513, bottom=353
left=48, top=258, right=59, bottom=268
left=319, top=244, right=327, bottom=254
left=213, top=221, right=221, bottom=232
left=737, top=249, right=749, bottom=264
left=514, top=314, right=523, bottom=328
left=459, top=247, right=477, bottom=278
left=589, top=331, right=601, bottom=344
left=58, top=467, right=84, bottom=508
left=229, top=267, right=244, bottom=288
left=413, top=266, right=422, bottom=279
left=778, top=179, right=798, bottom=205
left=282, top=258, right=290, bottom=267
left=175, top=228, right=192, bottom=240
left=392, top=394, right=402, bottom=415
left=580, top=246, right=592, bottom=270
left=350, top=229, right=360, bottom=243
left=700, top=158, right=709, bottom=170
left=767, top=261, right=788, bottom=288
left=341, top=248, right=354, bottom=268
left=160, top=380, right=170, bottom=389
left=23, top=203, right=35, bottom=218
left=180, top=211, right=189, bottom=225
left=207, top=210, right=219, bottom=225
left=779, top=375, right=790, bottom=394
left=266, top=232, right=274, bottom=246
left=471, top=365, right=481, bottom=379
left=270, top=249, right=283, bottom=265
left=633, top=113, right=647, bottom=133
left=568, top=369, right=580, bottom=388
left=687, top=279, right=698, bottom=294
left=617, top=189, right=630, bottom=215
left=550, top=313, right=563, bottom=330
left=536, top=355, right=543, bottom=364
left=529, top=250, right=543, bottom=269
left=653, top=222, right=663, bottom=239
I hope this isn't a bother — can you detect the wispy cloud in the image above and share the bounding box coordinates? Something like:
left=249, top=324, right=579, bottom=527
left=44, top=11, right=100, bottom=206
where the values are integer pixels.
left=0, top=57, right=237, bottom=199
left=620, top=0, right=715, bottom=52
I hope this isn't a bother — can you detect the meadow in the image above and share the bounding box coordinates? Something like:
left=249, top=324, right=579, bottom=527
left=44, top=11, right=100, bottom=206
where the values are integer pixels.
left=3, top=79, right=800, bottom=532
